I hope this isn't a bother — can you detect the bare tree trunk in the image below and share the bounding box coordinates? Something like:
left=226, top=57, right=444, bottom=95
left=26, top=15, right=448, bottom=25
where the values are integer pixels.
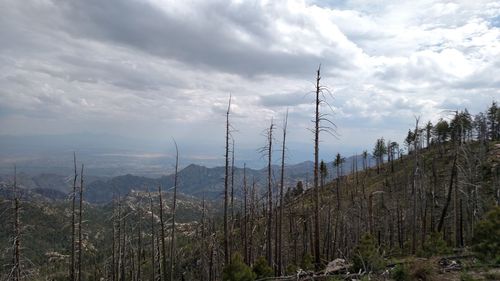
left=411, top=118, right=420, bottom=254
left=438, top=152, right=458, bottom=233
left=277, top=110, right=288, bottom=276
left=169, top=142, right=179, bottom=281
left=78, top=164, right=84, bottom=281
left=249, top=179, right=256, bottom=265
left=137, top=207, right=142, bottom=281
left=70, top=153, right=77, bottom=281
left=12, top=165, right=21, bottom=281
left=112, top=196, right=116, bottom=281
left=313, top=66, right=321, bottom=270
left=117, top=197, right=123, bottom=281
left=266, top=120, right=274, bottom=267
left=158, top=184, right=167, bottom=281
left=148, top=190, right=156, bottom=281
left=224, top=95, right=231, bottom=265
left=200, top=197, right=207, bottom=281
left=243, top=164, right=248, bottom=264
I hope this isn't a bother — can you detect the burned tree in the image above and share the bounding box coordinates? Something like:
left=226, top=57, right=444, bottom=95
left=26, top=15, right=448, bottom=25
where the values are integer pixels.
left=70, top=152, right=77, bottom=281
left=311, top=65, right=335, bottom=270
left=78, top=164, right=84, bottom=281
left=169, top=141, right=179, bottom=281
left=12, top=165, right=21, bottom=281
left=223, top=94, right=231, bottom=265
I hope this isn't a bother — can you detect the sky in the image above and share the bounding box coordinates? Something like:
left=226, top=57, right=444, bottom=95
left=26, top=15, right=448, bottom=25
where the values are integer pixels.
left=0, top=0, right=499, bottom=171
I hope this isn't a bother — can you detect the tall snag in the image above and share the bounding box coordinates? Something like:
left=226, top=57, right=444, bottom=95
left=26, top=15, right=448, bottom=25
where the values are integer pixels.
left=12, top=165, right=21, bottom=281
left=277, top=109, right=288, bottom=275
left=264, top=120, right=274, bottom=267
left=169, top=141, right=179, bottom=281
left=78, top=164, right=84, bottom=281
left=223, top=94, right=231, bottom=265
left=70, top=152, right=77, bottom=281
left=311, top=65, right=335, bottom=270
left=148, top=190, right=156, bottom=281
left=158, top=184, right=167, bottom=281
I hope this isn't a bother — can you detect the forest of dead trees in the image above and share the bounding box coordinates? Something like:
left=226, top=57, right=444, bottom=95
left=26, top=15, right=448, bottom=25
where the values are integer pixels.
left=2, top=67, right=500, bottom=281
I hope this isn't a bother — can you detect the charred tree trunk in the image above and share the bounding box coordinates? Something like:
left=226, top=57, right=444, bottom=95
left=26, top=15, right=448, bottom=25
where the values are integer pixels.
left=437, top=152, right=458, bottom=233
left=158, top=184, right=167, bottom=281
left=71, top=153, right=77, bottom=281
left=266, top=121, right=274, bottom=267
left=313, top=66, right=321, bottom=271
left=12, top=165, right=21, bottom=281
left=149, top=191, right=156, bottom=281
left=243, top=164, right=249, bottom=264
left=224, top=95, right=231, bottom=265
left=78, top=164, right=84, bottom=281
left=168, top=142, right=179, bottom=281
left=277, top=110, right=288, bottom=276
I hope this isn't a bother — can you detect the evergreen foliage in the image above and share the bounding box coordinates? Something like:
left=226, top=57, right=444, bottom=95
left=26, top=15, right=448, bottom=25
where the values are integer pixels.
left=472, top=207, right=500, bottom=264
left=351, top=234, right=384, bottom=273
left=252, top=256, right=273, bottom=279
left=222, top=253, right=256, bottom=281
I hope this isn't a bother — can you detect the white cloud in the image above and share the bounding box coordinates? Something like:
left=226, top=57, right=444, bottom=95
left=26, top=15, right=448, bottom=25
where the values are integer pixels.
left=0, top=0, right=498, bottom=166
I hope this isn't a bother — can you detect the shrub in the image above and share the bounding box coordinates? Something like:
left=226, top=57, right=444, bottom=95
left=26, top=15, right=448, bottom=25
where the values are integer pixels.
left=419, top=232, right=451, bottom=257
left=285, top=263, right=298, bottom=275
left=252, top=256, right=273, bottom=279
left=351, top=234, right=385, bottom=273
left=472, top=207, right=500, bottom=264
left=411, top=260, right=433, bottom=281
left=391, top=264, right=410, bottom=281
left=300, top=253, right=314, bottom=271
left=222, top=253, right=256, bottom=281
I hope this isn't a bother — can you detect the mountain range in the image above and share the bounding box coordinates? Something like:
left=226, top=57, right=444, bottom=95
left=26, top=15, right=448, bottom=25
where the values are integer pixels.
left=0, top=155, right=372, bottom=203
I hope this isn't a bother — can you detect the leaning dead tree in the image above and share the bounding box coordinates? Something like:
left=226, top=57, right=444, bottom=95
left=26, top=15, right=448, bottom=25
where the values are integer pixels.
left=169, top=141, right=179, bottom=281
left=223, top=94, right=231, bottom=265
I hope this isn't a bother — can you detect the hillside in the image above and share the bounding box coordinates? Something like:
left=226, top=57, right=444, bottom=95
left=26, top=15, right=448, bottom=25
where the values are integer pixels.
left=1, top=140, right=498, bottom=280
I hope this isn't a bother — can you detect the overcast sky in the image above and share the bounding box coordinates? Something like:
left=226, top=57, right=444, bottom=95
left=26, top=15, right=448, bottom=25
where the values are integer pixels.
left=0, top=0, right=499, bottom=168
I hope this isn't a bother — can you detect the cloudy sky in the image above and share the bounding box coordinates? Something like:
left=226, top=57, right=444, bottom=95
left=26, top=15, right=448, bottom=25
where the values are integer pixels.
left=0, top=0, right=499, bottom=169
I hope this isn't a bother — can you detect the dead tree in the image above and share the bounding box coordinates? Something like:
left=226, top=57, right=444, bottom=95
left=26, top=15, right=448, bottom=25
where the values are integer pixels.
left=437, top=152, right=458, bottom=233
left=111, top=192, right=117, bottom=281
left=71, top=152, right=77, bottom=281
left=148, top=190, right=156, bottom=281
left=277, top=110, right=288, bottom=275
left=243, top=164, right=249, bottom=264
left=169, top=141, right=179, bottom=281
left=411, top=118, right=420, bottom=254
left=261, top=120, right=275, bottom=267
left=230, top=138, right=235, bottom=260
left=224, top=94, right=231, bottom=265
left=158, top=184, right=167, bottom=281
left=137, top=200, right=143, bottom=281
left=12, top=165, right=21, bottom=281
left=200, top=196, right=207, bottom=281
left=313, top=65, right=321, bottom=271
left=78, top=164, right=84, bottom=281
